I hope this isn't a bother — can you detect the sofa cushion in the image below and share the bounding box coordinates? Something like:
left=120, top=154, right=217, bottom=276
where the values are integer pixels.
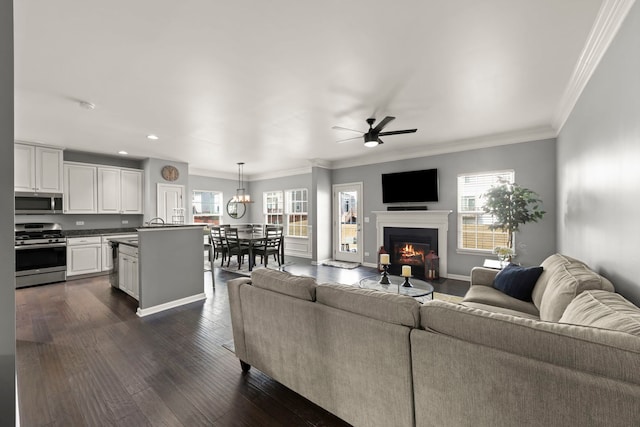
left=250, top=269, right=317, bottom=301
left=492, top=263, right=543, bottom=302
left=539, top=263, right=615, bottom=322
left=462, top=285, right=540, bottom=317
left=532, top=254, right=586, bottom=309
left=461, top=301, right=540, bottom=320
left=316, top=283, right=420, bottom=328
left=560, top=290, right=640, bottom=337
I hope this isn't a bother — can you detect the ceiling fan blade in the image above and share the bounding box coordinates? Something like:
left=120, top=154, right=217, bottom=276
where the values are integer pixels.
left=377, top=138, right=385, bottom=145
left=336, top=136, right=362, bottom=143
left=373, top=116, right=396, bottom=133
left=332, top=125, right=364, bottom=134
left=378, top=128, right=417, bottom=136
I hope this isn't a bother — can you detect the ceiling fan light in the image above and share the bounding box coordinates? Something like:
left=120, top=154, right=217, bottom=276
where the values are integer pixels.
left=364, top=140, right=379, bottom=148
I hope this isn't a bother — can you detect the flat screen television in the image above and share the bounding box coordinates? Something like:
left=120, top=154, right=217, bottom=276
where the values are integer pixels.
left=381, top=168, right=439, bottom=203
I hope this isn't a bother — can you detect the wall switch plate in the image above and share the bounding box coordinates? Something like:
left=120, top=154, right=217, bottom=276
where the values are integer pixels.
left=75, top=221, right=84, bottom=226
left=364, top=252, right=370, bottom=257
left=122, top=220, right=128, bottom=224
left=364, top=217, right=370, bottom=223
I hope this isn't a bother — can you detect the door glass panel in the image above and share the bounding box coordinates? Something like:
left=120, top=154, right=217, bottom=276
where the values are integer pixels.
left=338, top=190, right=358, bottom=254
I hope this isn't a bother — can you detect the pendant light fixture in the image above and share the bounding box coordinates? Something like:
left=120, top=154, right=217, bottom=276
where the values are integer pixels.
left=232, top=162, right=253, bottom=203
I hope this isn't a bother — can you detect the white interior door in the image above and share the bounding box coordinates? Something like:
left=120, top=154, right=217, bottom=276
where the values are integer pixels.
left=157, top=183, right=184, bottom=223
left=333, top=182, right=363, bottom=263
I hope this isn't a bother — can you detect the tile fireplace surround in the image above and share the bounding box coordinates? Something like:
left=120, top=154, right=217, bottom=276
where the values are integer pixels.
left=374, top=210, right=452, bottom=278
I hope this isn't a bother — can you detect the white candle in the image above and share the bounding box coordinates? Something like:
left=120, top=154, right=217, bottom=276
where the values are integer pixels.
left=402, top=265, right=411, bottom=277
left=380, top=253, right=390, bottom=265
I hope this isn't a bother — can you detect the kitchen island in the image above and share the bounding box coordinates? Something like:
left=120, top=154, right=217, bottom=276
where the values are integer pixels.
left=109, top=225, right=206, bottom=317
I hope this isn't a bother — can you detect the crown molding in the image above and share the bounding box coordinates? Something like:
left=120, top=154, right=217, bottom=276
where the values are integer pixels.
left=308, top=158, right=332, bottom=169
left=552, top=0, right=636, bottom=132
left=246, top=166, right=312, bottom=181
left=331, top=126, right=556, bottom=170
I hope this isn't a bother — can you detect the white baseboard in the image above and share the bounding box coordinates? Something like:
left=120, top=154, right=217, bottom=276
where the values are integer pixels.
left=362, top=261, right=377, bottom=268
left=446, top=273, right=470, bottom=282
left=136, top=293, right=207, bottom=317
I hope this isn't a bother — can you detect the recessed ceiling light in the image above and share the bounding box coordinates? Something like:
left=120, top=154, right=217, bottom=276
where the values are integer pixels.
left=147, top=134, right=159, bottom=140
left=118, top=151, right=128, bottom=155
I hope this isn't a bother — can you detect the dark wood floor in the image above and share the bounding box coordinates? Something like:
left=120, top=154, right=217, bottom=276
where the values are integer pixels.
left=16, top=259, right=469, bottom=426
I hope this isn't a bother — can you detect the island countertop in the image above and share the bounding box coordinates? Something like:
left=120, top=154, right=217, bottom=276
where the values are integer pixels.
left=108, top=238, right=139, bottom=248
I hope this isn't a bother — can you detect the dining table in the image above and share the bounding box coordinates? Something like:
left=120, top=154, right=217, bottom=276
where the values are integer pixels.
left=237, top=229, right=285, bottom=271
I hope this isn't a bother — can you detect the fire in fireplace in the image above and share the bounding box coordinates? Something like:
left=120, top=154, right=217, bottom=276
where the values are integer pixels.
left=384, top=227, right=438, bottom=280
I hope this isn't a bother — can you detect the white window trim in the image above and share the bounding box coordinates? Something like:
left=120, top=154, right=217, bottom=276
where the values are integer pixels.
left=263, top=190, right=284, bottom=225
left=285, top=187, right=309, bottom=239
left=192, top=189, right=224, bottom=223
left=457, top=170, right=514, bottom=254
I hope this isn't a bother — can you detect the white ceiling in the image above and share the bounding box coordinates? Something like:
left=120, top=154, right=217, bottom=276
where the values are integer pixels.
left=14, top=0, right=607, bottom=179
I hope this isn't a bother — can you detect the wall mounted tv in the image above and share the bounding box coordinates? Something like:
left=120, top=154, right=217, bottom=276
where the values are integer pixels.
left=381, top=168, right=439, bottom=203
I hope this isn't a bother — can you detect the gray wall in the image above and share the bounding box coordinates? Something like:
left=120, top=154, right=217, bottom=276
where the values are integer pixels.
left=557, top=2, right=640, bottom=305
left=142, top=158, right=189, bottom=222
left=1, top=0, right=14, bottom=421
left=247, top=173, right=313, bottom=224
left=331, top=138, right=557, bottom=277
left=312, top=167, right=332, bottom=262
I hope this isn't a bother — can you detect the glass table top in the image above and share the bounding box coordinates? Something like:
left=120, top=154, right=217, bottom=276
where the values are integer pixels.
left=358, top=274, right=434, bottom=298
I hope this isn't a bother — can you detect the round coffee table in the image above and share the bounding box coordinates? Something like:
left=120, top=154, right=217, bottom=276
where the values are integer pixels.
left=358, top=275, right=434, bottom=299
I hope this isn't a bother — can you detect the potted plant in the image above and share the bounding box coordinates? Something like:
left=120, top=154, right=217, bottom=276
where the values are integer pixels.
left=482, top=179, right=546, bottom=251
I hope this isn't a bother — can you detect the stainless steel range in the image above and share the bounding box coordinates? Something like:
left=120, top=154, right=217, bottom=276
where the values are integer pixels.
left=15, top=223, right=67, bottom=288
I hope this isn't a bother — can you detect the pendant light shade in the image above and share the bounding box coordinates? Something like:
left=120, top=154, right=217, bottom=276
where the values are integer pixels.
left=232, top=162, right=253, bottom=203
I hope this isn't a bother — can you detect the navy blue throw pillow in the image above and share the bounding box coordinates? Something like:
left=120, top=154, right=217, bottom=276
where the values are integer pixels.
left=492, top=264, right=543, bottom=302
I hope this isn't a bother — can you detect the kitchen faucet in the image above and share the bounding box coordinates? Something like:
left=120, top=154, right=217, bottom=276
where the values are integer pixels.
left=146, top=217, right=165, bottom=226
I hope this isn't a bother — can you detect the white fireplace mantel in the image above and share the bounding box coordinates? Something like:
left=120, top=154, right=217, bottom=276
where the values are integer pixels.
left=373, top=210, right=453, bottom=278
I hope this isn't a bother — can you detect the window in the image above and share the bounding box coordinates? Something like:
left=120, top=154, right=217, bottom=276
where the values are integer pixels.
left=285, top=188, right=308, bottom=237
left=457, top=170, right=514, bottom=252
left=192, top=190, right=223, bottom=224
left=263, top=191, right=284, bottom=225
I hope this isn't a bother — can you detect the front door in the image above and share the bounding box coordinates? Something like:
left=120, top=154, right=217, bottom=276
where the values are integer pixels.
left=333, top=182, right=363, bottom=263
left=157, top=183, right=184, bottom=224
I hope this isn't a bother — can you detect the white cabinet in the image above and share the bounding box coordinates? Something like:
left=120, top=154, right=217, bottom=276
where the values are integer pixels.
left=15, top=143, right=63, bottom=193
left=64, top=163, right=98, bottom=213
left=118, top=244, right=139, bottom=300
left=67, top=236, right=102, bottom=276
left=101, top=234, right=137, bottom=272
left=120, top=169, right=143, bottom=214
left=97, top=167, right=143, bottom=214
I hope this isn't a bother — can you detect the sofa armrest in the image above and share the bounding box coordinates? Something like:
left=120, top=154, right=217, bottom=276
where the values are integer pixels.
left=227, top=277, right=252, bottom=360
left=470, top=266, right=499, bottom=287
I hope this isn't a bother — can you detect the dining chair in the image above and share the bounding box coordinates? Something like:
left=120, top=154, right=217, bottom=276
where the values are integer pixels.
left=255, top=226, right=283, bottom=267
left=225, top=227, right=250, bottom=269
left=210, top=226, right=229, bottom=266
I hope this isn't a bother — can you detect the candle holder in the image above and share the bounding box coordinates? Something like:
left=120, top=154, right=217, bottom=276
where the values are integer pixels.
left=379, top=264, right=391, bottom=285
left=401, top=275, right=413, bottom=287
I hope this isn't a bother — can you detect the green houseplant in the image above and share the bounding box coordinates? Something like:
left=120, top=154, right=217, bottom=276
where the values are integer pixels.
left=482, top=179, right=546, bottom=250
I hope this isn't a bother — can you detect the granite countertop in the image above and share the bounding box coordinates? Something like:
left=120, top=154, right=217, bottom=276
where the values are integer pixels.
left=108, top=238, right=139, bottom=248
left=64, top=227, right=139, bottom=237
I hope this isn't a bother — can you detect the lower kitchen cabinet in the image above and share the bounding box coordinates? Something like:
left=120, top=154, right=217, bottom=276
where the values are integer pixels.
left=101, top=234, right=137, bottom=272
left=118, top=244, right=139, bottom=299
left=67, top=236, right=102, bottom=276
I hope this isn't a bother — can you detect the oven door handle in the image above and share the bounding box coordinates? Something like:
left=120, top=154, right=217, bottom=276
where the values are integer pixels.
left=15, top=243, right=67, bottom=250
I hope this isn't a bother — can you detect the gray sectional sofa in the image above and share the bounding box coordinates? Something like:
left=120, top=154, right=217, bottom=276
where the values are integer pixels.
left=227, top=254, right=640, bottom=427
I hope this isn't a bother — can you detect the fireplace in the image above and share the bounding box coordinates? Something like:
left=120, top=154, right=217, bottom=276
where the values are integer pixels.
left=374, top=210, right=452, bottom=278
left=384, top=227, right=438, bottom=279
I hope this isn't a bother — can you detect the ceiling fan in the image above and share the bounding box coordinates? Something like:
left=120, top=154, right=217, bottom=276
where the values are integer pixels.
left=333, top=116, right=417, bottom=147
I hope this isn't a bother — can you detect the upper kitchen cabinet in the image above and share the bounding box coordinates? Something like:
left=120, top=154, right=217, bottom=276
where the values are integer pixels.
left=15, top=143, right=63, bottom=193
left=64, top=162, right=98, bottom=213
left=98, top=167, right=143, bottom=214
